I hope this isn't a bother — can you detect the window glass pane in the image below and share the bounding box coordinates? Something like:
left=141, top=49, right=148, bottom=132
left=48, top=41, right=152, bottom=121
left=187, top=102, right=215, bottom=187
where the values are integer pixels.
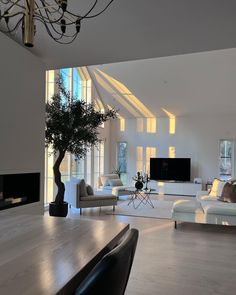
left=59, top=68, right=72, bottom=103
left=220, top=140, right=233, bottom=158
left=71, top=155, right=84, bottom=179
left=219, top=158, right=232, bottom=176
left=86, top=150, right=92, bottom=185
left=117, top=142, right=127, bottom=173
left=73, top=68, right=82, bottom=100
left=60, top=152, right=70, bottom=183
left=219, top=139, right=234, bottom=180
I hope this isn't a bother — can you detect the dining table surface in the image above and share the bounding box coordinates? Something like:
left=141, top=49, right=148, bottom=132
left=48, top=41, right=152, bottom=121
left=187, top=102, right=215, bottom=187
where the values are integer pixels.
left=0, top=213, right=129, bottom=295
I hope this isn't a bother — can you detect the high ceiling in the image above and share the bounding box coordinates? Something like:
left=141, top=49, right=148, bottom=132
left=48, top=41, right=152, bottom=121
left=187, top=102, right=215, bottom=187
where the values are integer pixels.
left=88, top=48, right=236, bottom=118
left=4, top=0, right=236, bottom=69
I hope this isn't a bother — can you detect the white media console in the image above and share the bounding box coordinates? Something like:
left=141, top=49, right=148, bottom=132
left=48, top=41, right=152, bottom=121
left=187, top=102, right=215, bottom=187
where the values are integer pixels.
left=150, top=181, right=202, bottom=196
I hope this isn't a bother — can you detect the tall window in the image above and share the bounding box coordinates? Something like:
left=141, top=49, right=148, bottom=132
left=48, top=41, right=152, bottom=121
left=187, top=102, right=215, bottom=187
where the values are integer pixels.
left=117, top=142, right=127, bottom=184
left=147, top=118, right=156, bottom=133
left=145, top=147, right=156, bottom=174
left=219, top=140, right=234, bottom=180
left=136, top=146, right=143, bottom=173
left=71, top=155, right=84, bottom=180
left=45, top=67, right=95, bottom=205
left=93, top=142, right=105, bottom=188
left=72, top=68, right=82, bottom=100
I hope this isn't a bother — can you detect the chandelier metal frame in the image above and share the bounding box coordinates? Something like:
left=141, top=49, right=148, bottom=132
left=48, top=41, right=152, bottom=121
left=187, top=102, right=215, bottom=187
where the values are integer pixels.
left=0, top=0, right=114, bottom=47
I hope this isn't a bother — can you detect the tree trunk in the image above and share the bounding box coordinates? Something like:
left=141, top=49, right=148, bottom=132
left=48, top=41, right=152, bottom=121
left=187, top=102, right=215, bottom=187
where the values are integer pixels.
left=53, top=150, right=66, bottom=205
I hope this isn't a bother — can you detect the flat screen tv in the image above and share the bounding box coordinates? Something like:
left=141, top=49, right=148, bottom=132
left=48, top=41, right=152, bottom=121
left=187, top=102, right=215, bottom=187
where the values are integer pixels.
left=150, top=158, right=191, bottom=181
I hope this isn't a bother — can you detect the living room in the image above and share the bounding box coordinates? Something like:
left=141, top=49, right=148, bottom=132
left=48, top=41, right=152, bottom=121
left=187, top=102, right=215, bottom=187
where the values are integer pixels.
left=1, top=1, right=236, bottom=294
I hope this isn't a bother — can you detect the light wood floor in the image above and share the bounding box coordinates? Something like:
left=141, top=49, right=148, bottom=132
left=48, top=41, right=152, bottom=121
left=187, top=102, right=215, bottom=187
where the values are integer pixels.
left=49, top=203, right=236, bottom=295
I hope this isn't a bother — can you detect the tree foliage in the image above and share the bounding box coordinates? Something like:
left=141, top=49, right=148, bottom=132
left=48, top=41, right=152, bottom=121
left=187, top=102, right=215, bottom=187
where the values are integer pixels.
left=45, top=75, right=117, bottom=157
left=45, top=75, right=117, bottom=204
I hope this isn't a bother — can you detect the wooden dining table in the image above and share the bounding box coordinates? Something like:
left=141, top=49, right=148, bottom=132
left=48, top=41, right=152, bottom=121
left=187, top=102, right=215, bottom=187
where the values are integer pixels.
left=0, top=214, right=129, bottom=295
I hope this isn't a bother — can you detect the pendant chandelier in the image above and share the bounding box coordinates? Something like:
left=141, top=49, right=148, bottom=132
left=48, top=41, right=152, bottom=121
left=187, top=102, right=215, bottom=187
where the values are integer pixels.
left=0, top=0, right=114, bottom=47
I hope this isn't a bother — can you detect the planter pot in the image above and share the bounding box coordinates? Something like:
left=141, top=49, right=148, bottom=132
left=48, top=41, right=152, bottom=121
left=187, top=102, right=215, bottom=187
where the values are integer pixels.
left=49, top=201, right=68, bottom=217
left=135, top=181, right=143, bottom=190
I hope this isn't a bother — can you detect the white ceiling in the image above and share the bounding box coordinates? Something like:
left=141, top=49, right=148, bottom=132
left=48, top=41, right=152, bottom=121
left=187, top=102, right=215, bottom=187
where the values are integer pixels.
left=4, top=0, right=236, bottom=69
left=88, top=48, right=236, bottom=118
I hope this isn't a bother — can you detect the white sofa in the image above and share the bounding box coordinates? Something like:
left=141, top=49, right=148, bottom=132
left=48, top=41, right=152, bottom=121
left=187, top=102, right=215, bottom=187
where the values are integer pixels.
left=98, top=174, right=132, bottom=198
left=172, top=190, right=236, bottom=227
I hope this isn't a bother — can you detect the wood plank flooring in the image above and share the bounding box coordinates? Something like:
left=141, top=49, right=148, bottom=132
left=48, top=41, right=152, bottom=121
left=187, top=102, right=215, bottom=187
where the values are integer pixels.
left=47, top=200, right=236, bottom=295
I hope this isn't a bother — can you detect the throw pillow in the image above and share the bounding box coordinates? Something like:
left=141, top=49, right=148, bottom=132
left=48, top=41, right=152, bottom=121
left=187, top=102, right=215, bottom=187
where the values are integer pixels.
left=220, top=182, right=236, bottom=203
left=86, top=184, right=94, bottom=196
left=100, top=174, right=119, bottom=186
left=209, top=178, right=225, bottom=198
left=79, top=179, right=88, bottom=198
left=108, top=178, right=123, bottom=187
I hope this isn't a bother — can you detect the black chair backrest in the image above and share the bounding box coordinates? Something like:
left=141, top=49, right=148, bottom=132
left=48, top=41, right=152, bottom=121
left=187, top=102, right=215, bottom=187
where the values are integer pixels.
left=75, top=228, right=139, bottom=295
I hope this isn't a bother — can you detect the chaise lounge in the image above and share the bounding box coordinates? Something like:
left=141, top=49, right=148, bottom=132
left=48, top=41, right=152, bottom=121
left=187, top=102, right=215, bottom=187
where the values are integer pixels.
left=65, top=178, right=117, bottom=214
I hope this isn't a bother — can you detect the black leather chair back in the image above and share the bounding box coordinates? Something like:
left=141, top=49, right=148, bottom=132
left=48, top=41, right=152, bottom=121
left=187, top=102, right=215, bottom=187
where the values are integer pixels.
left=75, top=228, right=139, bottom=295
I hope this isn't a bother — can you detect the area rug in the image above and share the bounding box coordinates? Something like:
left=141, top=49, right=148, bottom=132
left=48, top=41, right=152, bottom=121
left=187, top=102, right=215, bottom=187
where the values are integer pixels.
left=106, top=199, right=174, bottom=219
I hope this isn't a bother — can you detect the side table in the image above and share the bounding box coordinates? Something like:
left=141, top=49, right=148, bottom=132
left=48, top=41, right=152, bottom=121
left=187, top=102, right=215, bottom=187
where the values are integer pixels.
left=127, top=188, right=154, bottom=209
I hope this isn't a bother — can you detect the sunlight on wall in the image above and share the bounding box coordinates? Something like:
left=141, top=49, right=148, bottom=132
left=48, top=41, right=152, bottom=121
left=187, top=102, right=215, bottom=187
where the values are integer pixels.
left=107, top=104, right=125, bottom=132
left=146, top=147, right=156, bottom=174
left=78, top=66, right=90, bottom=81
left=162, top=108, right=176, bottom=134
left=46, top=70, right=55, bottom=101
left=95, top=69, right=155, bottom=118
left=94, top=72, right=140, bottom=117
left=119, top=118, right=125, bottom=132
left=136, top=146, right=143, bottom=172
left=86, top=79, right=92, bottom=103
left=137, top=118, right=144, bottom=132
left=147, top=118, right=157, bottom=133
left=118, top=115, right=125, bottom=132
left=169, top=146, right=176, bottom=158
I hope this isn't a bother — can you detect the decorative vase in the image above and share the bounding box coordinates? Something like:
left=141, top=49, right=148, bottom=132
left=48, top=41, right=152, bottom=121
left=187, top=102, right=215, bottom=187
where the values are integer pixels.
left=49, top=201, right=68, bottom=217
left=135, top=181, right=143, bottom=190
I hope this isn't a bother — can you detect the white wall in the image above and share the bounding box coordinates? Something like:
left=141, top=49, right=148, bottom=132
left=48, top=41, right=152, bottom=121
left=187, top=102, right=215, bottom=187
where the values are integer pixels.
left=110, top=114, right=236, bottom=188
left=0, top=33, right=45, bottom=214
left=88, top=49, right=236, bottom=189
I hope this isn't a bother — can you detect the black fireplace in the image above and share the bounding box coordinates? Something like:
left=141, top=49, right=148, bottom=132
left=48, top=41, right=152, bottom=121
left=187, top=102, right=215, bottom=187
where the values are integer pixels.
left=0, top=173, right=40, bottom=210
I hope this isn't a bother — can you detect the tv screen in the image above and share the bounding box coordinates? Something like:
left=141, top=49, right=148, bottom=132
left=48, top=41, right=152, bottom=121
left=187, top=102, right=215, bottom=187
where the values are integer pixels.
left=150, top=158, right=191, bottom=181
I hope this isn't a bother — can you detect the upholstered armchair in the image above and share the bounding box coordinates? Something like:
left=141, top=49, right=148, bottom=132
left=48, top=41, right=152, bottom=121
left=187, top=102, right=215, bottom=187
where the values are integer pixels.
left=65, top=178, right=117, bottom=214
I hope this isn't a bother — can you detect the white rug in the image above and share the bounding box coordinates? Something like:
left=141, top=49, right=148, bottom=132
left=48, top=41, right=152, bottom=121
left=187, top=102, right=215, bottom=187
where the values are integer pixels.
left=106, top=199, right=174, bottom=219
left=106, top=195, right=193, bottom=219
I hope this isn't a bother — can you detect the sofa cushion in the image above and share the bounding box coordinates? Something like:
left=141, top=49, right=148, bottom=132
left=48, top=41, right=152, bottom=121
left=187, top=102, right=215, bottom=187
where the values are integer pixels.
left=102, top=186, right=112, bottom=192
left=198, top=195, right=219, bottom=201
left=79, top=179, right=88, bottom=198
left=100, top=174, right=119, bottom=186
left=172, top=200, right=204, bottom=214
left=209, top=178, right=226, bottom=198
left=108, top=178, right=123, bottom=187
left=200, top=200, right=236, bottom=216
left=81, top=194, right=116, bottom=201
left=86, top=184, right=94, bottom=196
left=112, top=186, right=129, bottom=196
left=220, top=182, right=236, bottom=203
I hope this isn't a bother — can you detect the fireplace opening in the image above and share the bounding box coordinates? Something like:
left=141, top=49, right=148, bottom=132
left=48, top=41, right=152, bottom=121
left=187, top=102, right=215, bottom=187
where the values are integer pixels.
left=0, top=173, right=40, bottom=210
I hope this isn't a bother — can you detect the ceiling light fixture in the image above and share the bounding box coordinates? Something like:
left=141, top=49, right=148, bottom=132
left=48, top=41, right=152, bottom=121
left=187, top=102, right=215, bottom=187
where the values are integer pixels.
left=0, top=0, right=115, bottom=47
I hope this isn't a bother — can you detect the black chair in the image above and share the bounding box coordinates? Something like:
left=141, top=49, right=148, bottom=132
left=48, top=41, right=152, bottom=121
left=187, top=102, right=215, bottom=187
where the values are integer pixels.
left=75, top=228, right=139, bottom=295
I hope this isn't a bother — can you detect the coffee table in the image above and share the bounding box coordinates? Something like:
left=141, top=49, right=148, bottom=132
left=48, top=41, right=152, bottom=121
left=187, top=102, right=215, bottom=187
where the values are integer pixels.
left=125, top=187, right=155, bottom=209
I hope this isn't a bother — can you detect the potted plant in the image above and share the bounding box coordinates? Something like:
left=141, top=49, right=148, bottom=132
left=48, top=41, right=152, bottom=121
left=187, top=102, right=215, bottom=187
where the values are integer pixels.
left=112, top=164, right=122, bottom=178
left=45, top=75, right=117, bottom=217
